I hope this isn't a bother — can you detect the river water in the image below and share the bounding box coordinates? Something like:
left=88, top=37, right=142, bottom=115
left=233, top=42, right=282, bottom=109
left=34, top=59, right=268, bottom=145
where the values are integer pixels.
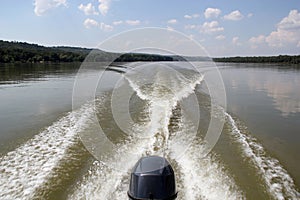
left=0, top=62, right=299, bottom=199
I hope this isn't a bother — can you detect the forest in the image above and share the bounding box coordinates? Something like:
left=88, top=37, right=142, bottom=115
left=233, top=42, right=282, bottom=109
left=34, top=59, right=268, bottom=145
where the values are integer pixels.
left=0, top=40, right=89, bottom=63
left=1, top=40, right=299, bottom=64
left=213, top=55, right=300, bottom=64
left=0, top=40, right=173, bottom=63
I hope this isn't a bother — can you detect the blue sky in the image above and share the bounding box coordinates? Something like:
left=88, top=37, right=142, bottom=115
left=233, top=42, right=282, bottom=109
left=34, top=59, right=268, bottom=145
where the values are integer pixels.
left=0, top=0, right=299, bottom=56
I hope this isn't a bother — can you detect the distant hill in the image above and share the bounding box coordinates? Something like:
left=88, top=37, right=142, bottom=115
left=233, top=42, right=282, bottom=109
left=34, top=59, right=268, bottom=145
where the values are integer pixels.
left=0, top=40, right=174, bottom=63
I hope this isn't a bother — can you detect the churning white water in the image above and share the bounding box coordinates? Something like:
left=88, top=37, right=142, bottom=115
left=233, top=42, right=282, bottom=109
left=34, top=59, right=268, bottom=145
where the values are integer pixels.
left=68, top=64, right=244, bottom=200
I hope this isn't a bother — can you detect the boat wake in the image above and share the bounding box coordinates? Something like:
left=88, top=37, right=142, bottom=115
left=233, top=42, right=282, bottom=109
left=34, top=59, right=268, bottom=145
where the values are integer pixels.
left=225, top=112, right=300, bottom=200
left=0, top=104, right=94, bottom=199
left=69, top=64, right=244, bottom=199
left=0, top=63, right=298, bottom=200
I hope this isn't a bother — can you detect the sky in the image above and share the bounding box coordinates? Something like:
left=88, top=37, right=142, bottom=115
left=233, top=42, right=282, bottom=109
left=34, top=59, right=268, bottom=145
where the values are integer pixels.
left=0, top=0, right=299, bottom=57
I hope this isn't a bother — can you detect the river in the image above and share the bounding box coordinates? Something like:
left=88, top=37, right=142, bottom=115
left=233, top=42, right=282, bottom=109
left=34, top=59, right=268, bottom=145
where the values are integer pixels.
left=0, top=62, right=299, bottom=199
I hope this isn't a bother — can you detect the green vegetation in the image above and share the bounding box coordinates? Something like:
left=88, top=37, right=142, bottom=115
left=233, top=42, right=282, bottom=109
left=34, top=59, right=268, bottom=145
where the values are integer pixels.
left=213, top=55, right=300, bottom=64
left=1, top=40, right=299, bottom=64
left=0, top=40, right=90, bottom=63
left=0, top=40, right=174, bottom=63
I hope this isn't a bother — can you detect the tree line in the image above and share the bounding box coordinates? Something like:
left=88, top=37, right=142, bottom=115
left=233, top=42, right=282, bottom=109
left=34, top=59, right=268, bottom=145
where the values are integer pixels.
left=0, top=40, right=89, bottom=63
left=0, top=40, right=174, bottom=63
left=1, top=40, right=299, bottom=64
left=213, top=55, right=300, bottom=64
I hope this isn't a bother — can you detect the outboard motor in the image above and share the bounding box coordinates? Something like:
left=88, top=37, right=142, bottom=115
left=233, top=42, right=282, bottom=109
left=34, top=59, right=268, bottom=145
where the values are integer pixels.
left=128, top=156, right=177, bottom=200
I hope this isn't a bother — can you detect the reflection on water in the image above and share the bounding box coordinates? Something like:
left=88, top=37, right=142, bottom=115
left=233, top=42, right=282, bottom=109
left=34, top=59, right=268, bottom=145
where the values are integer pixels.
left=0, top=63, right=80, bottom=153
left=0, top=63, right=80, bottom=84
left=223, top=64, right=300, bottom=117
left=0, top=63, right=123, bottom=154
left=219, top=63, right=300, bottom=188
left=247, top=71, right=300, bottom=117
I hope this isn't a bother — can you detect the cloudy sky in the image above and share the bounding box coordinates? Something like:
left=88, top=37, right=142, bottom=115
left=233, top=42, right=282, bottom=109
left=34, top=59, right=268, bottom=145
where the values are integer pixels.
left=0, top=0, right=299, bottom=56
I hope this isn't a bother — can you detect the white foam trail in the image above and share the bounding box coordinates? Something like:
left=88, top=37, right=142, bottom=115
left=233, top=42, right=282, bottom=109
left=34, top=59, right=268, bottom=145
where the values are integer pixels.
left=0, top=104, right=94, bottom=200
left=68, top=160, right=127, bottom=199
left=68, top=101, right=152, bottom=199
left=69, top=66, right=206, bottom=199
left=125, top=66, right=204, bottom=154
left=176, top=142, right=244, bottom=200
left=225, top=112, right=300, bottom=200
left=169, top=108, right=244, bottom=200
left=69, top=68, right=246, bottom=200
left=110, top=112, right=244, bottom=200
left=68, top=125, right=151, bottom=199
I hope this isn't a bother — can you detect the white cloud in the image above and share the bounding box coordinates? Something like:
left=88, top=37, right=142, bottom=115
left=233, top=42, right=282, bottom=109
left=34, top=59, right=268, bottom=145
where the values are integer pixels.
left=126, top=20, right=140, bottom=26
left=201, top=21, right=224, bottom=33
left=185, top=24, right=197, bottom=30
left=83, top=18, right=98, bottom=28
left=78, top=3, right=98, bottom=15
left=224, top=10, right=244, bottom=21
left=247, top=13, right=253, bottom=18
left=83, top=18, right=113, bottom=31
left=204, top=8, right=221, bottom=19
left=113, top=20, right=123, bottom=25
left=184, top=15, right=192, bottom=19
left=34, top=0, right=67, bottom=16
left=277, top=10, right=300, bottom=30
left=232, top=37, right=238, bottom=43
left=216, top=35, right=226, bottom=40
left=266, top=30, right=296, bottom=47
left=249, top=35, right=266, bottom=48
left=98, top=0, right=111, bottom=16
left=193, top=14, right=200, bottom=18
left=167, top=19, right=177, bottom=24
left=265, top=10, right=300, bottom=47
left=100, top=22, right=113, bottom=31
left=232, top=37, right=241, bottom=45
left=249, top=35, right=265, bottom=43
left=184, top=14, right=200, bottom=19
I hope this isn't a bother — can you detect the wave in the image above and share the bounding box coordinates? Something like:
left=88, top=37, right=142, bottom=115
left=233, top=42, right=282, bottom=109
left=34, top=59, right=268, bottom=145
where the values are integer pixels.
left=169, top=107, right=244, bottom=200
left=0, top=103, right=94, bottom=199
left=225, top=112, right=300, bottom=200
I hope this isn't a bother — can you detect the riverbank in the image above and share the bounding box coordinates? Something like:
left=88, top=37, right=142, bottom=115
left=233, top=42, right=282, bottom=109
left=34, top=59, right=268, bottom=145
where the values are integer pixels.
left=213, top=55, right=300, bottom=64
left=1, top=40, right=299, bottom=65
